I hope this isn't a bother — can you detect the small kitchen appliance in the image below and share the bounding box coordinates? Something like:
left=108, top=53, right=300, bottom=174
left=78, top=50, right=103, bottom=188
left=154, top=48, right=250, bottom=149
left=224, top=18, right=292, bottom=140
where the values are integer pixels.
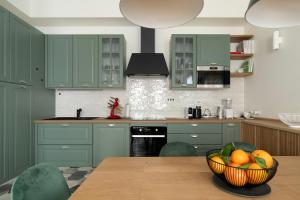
left=222, top=98, right=234, bottom=119
left=197, top=66, right=230, bottom=89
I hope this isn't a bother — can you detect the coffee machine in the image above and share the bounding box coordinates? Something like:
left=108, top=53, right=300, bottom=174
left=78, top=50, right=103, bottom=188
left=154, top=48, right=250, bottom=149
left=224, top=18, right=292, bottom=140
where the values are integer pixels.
left=222, top=98, right=234, bottom=119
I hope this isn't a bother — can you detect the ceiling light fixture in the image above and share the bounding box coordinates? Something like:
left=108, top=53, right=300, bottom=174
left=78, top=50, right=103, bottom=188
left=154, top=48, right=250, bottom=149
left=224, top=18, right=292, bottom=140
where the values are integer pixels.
left=245, top=0, right=300, bottom=28
left=119, top=0, right=204, bottom=29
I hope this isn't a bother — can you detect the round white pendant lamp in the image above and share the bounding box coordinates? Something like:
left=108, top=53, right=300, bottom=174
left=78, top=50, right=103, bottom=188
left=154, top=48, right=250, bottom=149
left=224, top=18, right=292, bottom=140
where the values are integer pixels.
left=245, top=0, right=300, bottom=28
left=119, top=0, right=204, bottom=28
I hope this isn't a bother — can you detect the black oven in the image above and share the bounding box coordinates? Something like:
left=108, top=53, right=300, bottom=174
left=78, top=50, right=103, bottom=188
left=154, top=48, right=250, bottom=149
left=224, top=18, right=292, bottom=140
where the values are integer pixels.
left=197, top=66, right=230, bottom=89
left=130, top=126, right=167, bottom=157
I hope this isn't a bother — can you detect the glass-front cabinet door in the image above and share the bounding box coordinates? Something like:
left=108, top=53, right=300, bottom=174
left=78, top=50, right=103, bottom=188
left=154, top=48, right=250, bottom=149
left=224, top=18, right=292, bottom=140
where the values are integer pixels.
left=171, top=35, right=197, bottom=89
left=99, top=35, right=125, bottom=88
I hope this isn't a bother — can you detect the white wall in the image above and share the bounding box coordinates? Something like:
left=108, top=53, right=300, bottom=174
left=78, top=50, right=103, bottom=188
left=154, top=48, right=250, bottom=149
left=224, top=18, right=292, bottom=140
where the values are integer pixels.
left=48, top=23, right=246, bottom=118
left=245, top=25, right=300, bottom=118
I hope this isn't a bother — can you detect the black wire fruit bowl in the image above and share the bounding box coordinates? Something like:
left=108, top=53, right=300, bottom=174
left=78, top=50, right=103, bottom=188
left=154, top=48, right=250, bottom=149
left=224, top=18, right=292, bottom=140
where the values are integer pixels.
left=206, top=149, right=279, bottom=197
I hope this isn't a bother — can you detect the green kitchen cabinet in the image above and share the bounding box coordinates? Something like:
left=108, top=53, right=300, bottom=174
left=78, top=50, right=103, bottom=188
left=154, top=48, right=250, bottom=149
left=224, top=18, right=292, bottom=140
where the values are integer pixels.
left=0, top=83, right=9, bottom=184
left=171, top=35, right=197, bottom=88
left=31, top=28, right=46, bottom=88
left=46, top=35, right=73, bottom=88
left=167, top=123, right=223, bottom=156
left=10, top=14, right=32, bottom=85
left=36, top=124, right=93, bottom=167
left=93, top=124, right=130, bottom=167
left=73, top=36, right=99, bottom=88
left=0, top=6, right=10, bottom=82
left=222, top=123, right=241, bottom=145
left=11, top=84, right=31, bottom=177
left=37, top=145, right=92, bottom=167
left=197, top=34, right=230, bottom=67
left=99, top=35, right=125, bottom=88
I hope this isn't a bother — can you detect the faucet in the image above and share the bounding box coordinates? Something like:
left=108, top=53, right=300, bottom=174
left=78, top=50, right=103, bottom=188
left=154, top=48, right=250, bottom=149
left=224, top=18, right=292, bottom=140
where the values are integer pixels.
left=76, top=108, right=82, bottom=118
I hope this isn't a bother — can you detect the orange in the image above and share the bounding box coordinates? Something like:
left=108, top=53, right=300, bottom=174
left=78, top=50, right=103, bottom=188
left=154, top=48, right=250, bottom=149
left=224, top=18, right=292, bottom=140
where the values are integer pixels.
left=209, top=156, right=225, bottom=174
left=246, top=163, right=268, bottom=184
left=230, top=149, right=250, bottom=165
left=224, top=163, right=248, bottom=187
left=251, top=150, right=273, bottom=168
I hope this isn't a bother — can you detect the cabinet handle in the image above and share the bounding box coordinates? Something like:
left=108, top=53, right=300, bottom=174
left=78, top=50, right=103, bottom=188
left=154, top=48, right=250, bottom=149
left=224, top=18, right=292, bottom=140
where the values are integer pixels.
left=61, top=146, right=71, bottom=149
left=181, top=84, right=188, bottom=87
left=108, top=124, right=115, bottom=127
left=193, top=145, right=199, bottom=149
left=227, top=123, right=236, bottom=127
left=191, top=124, right=198, bottom=127
left=19, top=85, right=27, bottom=89
left=59, top=84, right=65, bottom=87
left=191, top=135, right=198, bottom=138
left=61, top=124, right=70, bottom=127
left=19, top=80, right=27, bottom=84
left=210, top=62, right=218, bottom=65
left=107, top=84, right=113, bottom=87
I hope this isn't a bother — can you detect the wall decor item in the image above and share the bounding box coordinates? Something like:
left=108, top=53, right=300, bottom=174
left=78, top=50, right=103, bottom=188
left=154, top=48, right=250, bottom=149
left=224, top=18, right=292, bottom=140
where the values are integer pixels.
left=119, top=0, right=204, bottom=28
left=245, top=0, right=300, bottom=28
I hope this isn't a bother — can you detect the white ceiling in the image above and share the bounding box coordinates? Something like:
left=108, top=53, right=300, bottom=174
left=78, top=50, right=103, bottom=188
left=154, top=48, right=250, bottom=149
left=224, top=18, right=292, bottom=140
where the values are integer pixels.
left=4, top=0, right=251, bottom=18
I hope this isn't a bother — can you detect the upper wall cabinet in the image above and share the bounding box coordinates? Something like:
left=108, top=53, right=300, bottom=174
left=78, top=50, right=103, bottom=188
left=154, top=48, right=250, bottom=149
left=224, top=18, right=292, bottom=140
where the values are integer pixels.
left=45, top=35, right=125, bottom=89
left=171, top=35, right=197, bottom=89
left=99, top=35, right=125, bottom=89
left=197, top=35, right=230, bottom=67
left=73, top=36, right=98, bottom=88
left=10, top=14, right=32, bottom=85
left=0, top=6, right=10, bottom=82
left=46, top=35, right=73, bottom=88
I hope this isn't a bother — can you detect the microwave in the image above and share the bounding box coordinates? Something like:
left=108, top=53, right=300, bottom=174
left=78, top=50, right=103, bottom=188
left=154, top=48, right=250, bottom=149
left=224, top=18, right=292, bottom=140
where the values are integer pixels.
left=197, top=66, right=230, bottom=89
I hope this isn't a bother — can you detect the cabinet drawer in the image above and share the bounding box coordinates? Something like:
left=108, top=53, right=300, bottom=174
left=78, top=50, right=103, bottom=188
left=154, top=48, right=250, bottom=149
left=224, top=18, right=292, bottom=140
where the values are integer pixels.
left=168, top=124, right=222, bottom=134
left=37, top=145, right=92, bottom=167
left=193, top=144, right=222, bottom=156
left=37, top=124, right=92, bottom=144
left=167, top=133, right=222, bottom=145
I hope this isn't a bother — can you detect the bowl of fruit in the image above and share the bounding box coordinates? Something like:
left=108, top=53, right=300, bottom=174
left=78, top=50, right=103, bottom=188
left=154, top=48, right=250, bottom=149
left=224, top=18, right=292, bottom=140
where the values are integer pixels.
left=206, top=142, right=279, bottom=197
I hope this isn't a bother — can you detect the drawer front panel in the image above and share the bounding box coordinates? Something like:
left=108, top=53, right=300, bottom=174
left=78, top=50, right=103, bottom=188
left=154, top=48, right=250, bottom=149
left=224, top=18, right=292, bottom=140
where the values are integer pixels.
left=192, top=144, right=222, bottom=156
left=37, top=145, right=92, bottom=167
left=167, top=124, right=222, bottom=134
left=37, top=124, right=92, bottom=144
left=167, top=133, right=222, bottom=145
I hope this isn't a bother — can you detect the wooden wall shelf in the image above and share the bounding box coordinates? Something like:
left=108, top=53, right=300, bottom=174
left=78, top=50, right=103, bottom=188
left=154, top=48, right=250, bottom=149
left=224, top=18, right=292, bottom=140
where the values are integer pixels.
left=230, top=35, right=254, bottom=43
left=230, top=53, right=254, bottom=60
left=231, top=72, right=253, bottom=77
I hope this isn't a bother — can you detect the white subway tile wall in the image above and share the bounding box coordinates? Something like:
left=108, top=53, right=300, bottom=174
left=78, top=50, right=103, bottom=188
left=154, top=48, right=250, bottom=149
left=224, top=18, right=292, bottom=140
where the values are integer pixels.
left=55, top=78, right=244, bottom=119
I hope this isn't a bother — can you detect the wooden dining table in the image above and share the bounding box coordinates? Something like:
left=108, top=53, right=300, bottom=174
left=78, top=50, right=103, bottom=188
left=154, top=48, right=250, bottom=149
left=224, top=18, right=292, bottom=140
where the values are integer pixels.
left=69, top=157, right=300, bottom=200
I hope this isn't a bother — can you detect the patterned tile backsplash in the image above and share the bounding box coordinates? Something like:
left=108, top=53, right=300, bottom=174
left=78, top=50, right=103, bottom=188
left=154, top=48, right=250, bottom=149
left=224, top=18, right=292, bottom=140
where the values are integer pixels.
left=56, top=78, right=244, bottom=119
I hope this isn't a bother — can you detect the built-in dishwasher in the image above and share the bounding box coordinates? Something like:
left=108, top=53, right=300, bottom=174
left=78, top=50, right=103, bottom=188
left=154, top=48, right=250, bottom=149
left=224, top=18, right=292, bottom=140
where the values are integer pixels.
left=130, top=126, right=167, bottom=157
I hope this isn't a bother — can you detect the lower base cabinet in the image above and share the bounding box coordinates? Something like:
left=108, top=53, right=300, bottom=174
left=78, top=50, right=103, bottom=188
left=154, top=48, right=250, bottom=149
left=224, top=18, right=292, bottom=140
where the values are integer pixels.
left=93, top=124, right=130, bottom=167
left=37, top=145, right=92, bottom=167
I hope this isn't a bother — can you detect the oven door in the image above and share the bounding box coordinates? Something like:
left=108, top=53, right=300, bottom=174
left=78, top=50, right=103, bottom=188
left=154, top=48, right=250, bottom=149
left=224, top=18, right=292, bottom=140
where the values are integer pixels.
left=130, top=135, right=167, bottom=157
left=197, top=66, right=230, bottom=88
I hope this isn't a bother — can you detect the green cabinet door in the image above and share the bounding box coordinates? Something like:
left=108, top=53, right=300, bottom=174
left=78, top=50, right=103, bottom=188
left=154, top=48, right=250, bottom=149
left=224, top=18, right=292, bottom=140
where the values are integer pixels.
left=171, top=35, right=197, bottom=89
left=46, top=35, right=73, bottom=88
left=0, top=83, right=9, bottom=184
left=10, top=14, right=32, bottom=85
left=73, top=36, right=98, bottom=88
left=197, top=35, right=230, bottom=67
left=93, top=124, right=129, bottom=167
left=11, top=84, right=31, bottom=176
left=223, top=123, right=241, bottom=145
left=31, top=28, right=45, bottom=88
left=99, top=35, right=125, bottom=88
left=0, top=6, right=10, bottom=82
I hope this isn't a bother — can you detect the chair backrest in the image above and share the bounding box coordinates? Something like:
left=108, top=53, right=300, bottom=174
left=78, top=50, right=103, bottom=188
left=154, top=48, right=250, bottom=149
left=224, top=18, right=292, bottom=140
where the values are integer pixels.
left=11, top=163, right=71, bottom=200
left=159, top=142, right=198, bottom=157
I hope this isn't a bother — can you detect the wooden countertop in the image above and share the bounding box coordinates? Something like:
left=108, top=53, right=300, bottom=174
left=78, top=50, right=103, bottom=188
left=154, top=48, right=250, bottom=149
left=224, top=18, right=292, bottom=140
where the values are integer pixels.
left=69, top=157, right=300, bottom=200
left=244, top=118, right=300, bottom=134
left=34, top=118, right=242, bottom=124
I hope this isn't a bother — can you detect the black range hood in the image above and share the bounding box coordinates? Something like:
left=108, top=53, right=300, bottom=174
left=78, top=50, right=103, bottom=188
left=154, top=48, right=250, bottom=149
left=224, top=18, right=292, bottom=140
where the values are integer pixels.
left=126, top=27, right=169, bottom=77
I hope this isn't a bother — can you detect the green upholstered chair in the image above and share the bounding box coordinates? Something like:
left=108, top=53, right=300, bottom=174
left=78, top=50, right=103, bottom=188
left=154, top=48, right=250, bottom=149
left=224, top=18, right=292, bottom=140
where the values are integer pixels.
left=11, top=163, right=71, bottom=200
left=159, top=142, right=198, bottom=157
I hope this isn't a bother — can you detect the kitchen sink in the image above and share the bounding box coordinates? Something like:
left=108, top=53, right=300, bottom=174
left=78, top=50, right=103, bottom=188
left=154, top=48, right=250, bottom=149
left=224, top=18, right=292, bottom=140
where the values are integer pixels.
left=45, top=117, right=98, bottom=120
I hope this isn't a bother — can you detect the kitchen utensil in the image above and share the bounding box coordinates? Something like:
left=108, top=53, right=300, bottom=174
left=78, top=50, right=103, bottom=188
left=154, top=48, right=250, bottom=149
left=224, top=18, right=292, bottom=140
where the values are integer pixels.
left=278, top=113, right=300, bottom=128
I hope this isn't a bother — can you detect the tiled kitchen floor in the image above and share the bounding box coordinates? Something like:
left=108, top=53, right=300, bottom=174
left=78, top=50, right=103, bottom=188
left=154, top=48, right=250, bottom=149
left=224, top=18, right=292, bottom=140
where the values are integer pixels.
left=0, top=167, right=93, bottom=200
